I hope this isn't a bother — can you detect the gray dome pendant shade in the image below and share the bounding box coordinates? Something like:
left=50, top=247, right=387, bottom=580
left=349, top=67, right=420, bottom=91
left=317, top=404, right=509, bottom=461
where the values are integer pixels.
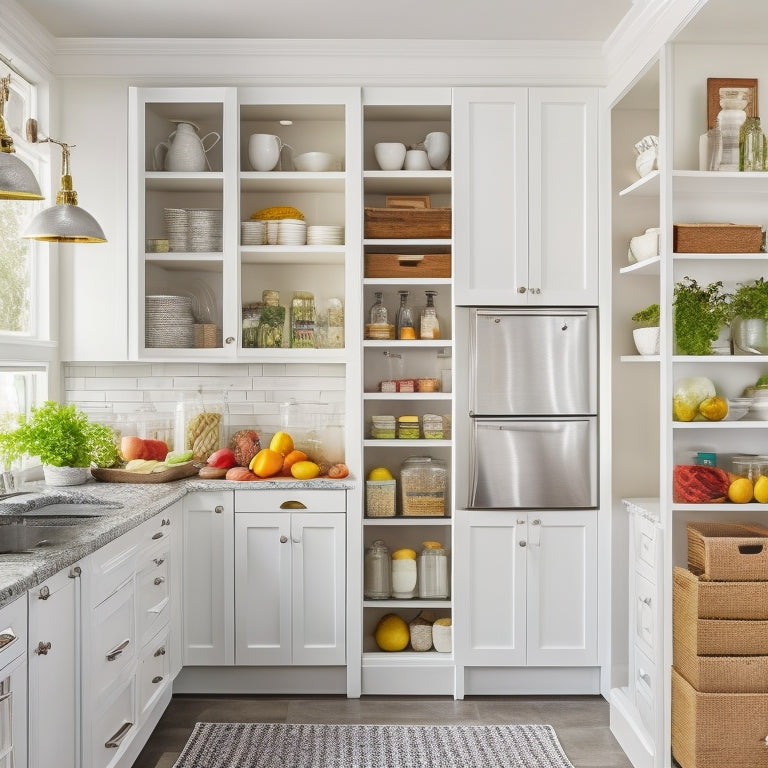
left=22, top=138, right=106, bottom=243
left=0, top=74, right=43, bottom=201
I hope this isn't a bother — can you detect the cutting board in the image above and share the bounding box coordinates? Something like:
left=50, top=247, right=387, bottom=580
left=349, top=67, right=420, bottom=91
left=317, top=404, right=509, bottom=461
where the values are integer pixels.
left=90, top=462, right=201, bottom=484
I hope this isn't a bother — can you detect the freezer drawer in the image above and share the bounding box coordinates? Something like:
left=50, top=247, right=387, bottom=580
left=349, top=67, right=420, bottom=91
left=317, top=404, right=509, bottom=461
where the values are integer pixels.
left=470, top=308, right=597, bottom=416
left=469, top=418, right=597, bottom=508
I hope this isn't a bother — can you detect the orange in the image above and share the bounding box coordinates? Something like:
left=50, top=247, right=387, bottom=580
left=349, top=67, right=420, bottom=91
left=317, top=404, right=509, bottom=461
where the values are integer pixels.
left=249, top=448, right=284, bottom=478
left=269, top=431, right=295, bottom=457
left=699, top=396, right=728, bottom=421
left=281, top=449, right=309, bottom=476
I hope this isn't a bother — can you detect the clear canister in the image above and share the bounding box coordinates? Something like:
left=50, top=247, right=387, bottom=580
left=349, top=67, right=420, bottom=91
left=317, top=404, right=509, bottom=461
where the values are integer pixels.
left=400, top=456, right=447, bottom=517
left=391, top=548, right=418, bottom=599
left=364, top=540, right=391, bottom=599
left=175, top=390, right=228, bottom=462
left=418, top=541, right=449, bottom=599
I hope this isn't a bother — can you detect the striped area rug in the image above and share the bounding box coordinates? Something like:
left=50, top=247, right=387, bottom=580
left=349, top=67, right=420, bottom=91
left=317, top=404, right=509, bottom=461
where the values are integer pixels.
left=171, top=722, right=576, bottom=767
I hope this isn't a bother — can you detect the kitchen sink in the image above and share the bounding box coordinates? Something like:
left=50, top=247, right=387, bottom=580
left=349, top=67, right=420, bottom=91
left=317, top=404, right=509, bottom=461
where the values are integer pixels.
left=21, top=503, right=119, bottom=517
left=0, top=519, right=91, bottom=554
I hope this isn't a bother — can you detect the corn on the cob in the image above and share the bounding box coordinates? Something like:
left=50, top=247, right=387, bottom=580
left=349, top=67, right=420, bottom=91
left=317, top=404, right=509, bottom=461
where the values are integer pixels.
left=251, top=206, right=304, bottom=221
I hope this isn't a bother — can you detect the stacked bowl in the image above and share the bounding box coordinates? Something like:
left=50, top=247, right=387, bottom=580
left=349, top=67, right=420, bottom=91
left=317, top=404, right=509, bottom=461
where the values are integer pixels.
left=277, top=218, right=307, bottom=245
left=145, top=295, right=195, bottom=348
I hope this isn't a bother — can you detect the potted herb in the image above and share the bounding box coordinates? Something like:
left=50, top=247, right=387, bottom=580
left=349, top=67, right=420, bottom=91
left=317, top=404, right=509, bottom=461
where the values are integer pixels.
left=673, top=277, right=732, bottom=356
left=631, top=303, right=660, bottom=355
left=0, top=401, right=118, bottom=486
left=731, top=277, right=768, bottom=354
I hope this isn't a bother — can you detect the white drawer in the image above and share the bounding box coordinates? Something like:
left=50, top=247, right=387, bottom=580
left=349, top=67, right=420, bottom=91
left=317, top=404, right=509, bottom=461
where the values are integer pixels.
left=634, top=645, right=656, bottom=734
left=633, top=513, right=659, bottom=583
left=235, top=488, right=346, bottom=513
left=138, top=627, right=170, bottom=720
left=0, top=597, right=26, bottom=669
left=634, top=572, right=656, bottom=660
left=137, top=556, right=170, bottom=647
left=90, top=580, right=136, bottom=701
left=90, top=674, right=136, bottom=768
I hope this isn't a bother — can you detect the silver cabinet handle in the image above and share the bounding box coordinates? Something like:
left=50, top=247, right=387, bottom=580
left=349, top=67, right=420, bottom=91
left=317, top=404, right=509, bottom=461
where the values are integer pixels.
left=214, top=505, right=224, bottom=514
left=153, top=558, right=165, bottom=566
left=0, top=691, right=11, bottom=704
left=279, top=535, right=288, bottom=543
left=531, top=518, right=541, bottom=526
left=152, top=532, right=163, bottom=540
left=152, top=675, right=164, bottom=684
left=106, top=638, right=130, bottom=661
left=154, top=576, right=165, bottom=586
left=34, top=641, right=51, bottom=655
left=69, top=566, right=81, bottom=579
left=105, top=721, right=133, bottom=749
left=154, top=646, right=166, bottom=657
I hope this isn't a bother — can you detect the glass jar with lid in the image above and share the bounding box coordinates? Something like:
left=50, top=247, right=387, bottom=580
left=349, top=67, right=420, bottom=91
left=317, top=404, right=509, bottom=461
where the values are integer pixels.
left=400, top=456, right=448, bottom=517
left=418, top=541, right=449, bottom=599
left=364, top=540, right=391, bottom=599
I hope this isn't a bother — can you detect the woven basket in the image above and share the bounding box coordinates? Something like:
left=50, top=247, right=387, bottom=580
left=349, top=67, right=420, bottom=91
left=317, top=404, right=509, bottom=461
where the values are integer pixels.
left=673, top=223, right=763, bottom=253
left=409, top=617, right=433, bottom=652
left=687, top=521, right=768, bottom=581
left=194, top=323, right=219, bottom=349
left=672, top=667, right=768, bottom=768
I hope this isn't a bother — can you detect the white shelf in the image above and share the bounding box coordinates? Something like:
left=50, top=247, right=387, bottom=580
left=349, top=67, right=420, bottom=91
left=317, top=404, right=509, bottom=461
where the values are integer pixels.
left=673, top=169, right=768, bottom=196
left=673, top=252, right=768, bottom=261
left=672, top=419, right=768, bottom=428
left=364, top=238, right=452, bottom=248
left=618, top=170, right=659, bottom=197
left=363, top=339, right=452, bottom=349
left=362, top=650, right=454, bottom=664
left=145, top=171, right=224, bottom=192
left=363, top=599, right=451, bottom=609
left=620, top=355, right=660, bottom=362
left=619, top=257, right=660, bottom=275
left=363, top=517, right=452, bottom=526
left=363, top=170, right=451, bottom=195
left=363, top=439, right=453, bottom=448
left=363, top=392, right=452, bottom=401
left=364, top=277, right=452, bottom=286
left=672, top=355, right=768, bottom=362
left=240, top=246, right=345, bottom=265
left=240, top=171, right=345, bottom=193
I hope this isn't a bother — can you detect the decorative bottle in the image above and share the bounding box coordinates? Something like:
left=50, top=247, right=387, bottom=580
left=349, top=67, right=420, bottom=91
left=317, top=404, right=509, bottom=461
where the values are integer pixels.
left=717, top=87, right=749, bottom=171
left=395, top=290, right=415, bottom=340
left=364, top=540, right=391, bottom=599
left=369, top=291, right=388, bottom=325
left=740, top=116, right=765, bottom=172
left=419, top=290, right=440, bottom=340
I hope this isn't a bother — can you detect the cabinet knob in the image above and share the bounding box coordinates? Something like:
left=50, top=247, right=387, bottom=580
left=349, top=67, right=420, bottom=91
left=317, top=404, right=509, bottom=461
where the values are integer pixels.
left=531, top=518, right=541, bottom=526
left=34, top=641, right=52, bottom=655
left=154, top=576, right=165, bottom=586
left=152, top=675, right=164, bottom=684
left=161, top=518, right=170, bottom=526
left=153, top=558, right=165, bottom=566
left=69, top=566, right=81, bottom=579
left=519, top=540, right=527, bottom=547
left=280, top=535, right=288, bottom=543
left=38, top=586, right=50, bottom=600
left=154, top=646, right=166, bottom=657
left=517, top=286, right=527, bottom=294
left=214, top=505, right=224, bottom=514
left=225, top=336, right=235, bottom=345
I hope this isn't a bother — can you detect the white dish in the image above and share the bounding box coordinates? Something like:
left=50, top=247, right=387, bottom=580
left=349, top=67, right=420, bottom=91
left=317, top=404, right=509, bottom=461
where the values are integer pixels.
left=374, top=142, right=406, bottom=170
left=292, top=152, right=341, bottom=172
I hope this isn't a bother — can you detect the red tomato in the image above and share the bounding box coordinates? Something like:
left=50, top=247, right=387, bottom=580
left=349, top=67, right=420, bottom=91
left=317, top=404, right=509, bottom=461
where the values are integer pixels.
left=327, top=463, right=350, bottom=479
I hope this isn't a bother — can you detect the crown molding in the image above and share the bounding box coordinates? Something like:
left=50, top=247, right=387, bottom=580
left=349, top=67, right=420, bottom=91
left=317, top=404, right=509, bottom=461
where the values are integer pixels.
left=0, top=0, right=56, bottom=81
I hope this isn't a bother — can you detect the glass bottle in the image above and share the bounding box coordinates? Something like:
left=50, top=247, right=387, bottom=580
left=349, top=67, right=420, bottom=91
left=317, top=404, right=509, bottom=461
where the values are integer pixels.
left=420, top=290, right=440, bottom=340
left=369, top=291, right=388, bottom=325
left=418, top=541, right=449, bottom=599
left=740, top=116, right=765, bottom=172
left=395, top=290, right=415, bottom=340
left=364, top=540, right=391, bottom=599
left=717, top=87, right=749, bottom=171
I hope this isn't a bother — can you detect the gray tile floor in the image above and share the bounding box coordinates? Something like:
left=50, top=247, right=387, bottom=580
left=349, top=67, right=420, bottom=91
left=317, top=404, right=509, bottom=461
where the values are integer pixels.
left=131, top=694, right=634, bottom=768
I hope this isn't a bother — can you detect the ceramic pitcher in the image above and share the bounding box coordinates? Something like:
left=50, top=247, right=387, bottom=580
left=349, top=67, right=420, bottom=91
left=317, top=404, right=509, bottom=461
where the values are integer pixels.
left=248, top=133, right=284, bottom=171
left=153, top=121, right=221, bottom=172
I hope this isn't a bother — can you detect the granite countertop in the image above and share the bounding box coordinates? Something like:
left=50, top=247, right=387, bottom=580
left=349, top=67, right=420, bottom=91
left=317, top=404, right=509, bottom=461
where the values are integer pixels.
left=0, top=474, right=355, bottom=609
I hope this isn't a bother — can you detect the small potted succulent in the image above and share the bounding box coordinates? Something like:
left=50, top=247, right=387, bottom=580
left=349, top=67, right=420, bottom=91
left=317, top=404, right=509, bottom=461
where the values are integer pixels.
left=631, top=303, right=660, bottom=355
left=731, top=277, right=768, bottom=354
left=0, top=401, right=118, bottom=486
left=673, top=277, right=732, bottom=356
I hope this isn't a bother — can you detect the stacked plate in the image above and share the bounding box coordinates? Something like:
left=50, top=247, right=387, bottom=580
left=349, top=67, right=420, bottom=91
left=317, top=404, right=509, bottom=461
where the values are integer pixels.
left=241, top=220, right=266, bottom=245
left=145, top=294, right=195, bottom=348
left=277, top=218, right=307, bottom=245
left=307, top=225, right=344, bottom=246
left=187, top=208, right=223, bottom=252
left=164, top=208, right=188, bottom=252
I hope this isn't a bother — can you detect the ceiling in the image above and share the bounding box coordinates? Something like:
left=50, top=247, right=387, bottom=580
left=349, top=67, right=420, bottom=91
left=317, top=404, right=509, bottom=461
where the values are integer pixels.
left=12, top=0, right=635, bottom=42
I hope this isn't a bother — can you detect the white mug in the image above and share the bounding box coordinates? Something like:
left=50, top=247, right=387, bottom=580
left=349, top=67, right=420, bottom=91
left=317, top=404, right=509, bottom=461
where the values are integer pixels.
left=424, top=131, right=450, bottom=169
left=248, top=133, right=283, bottom=171
left=404, top=149, right=431, bottom=171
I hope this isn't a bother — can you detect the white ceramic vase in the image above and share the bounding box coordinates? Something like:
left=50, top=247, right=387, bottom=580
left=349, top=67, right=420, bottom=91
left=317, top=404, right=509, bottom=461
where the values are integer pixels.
left=633, top=327, right=660, bottom=356
left=43, top=465, right=90, bottom=487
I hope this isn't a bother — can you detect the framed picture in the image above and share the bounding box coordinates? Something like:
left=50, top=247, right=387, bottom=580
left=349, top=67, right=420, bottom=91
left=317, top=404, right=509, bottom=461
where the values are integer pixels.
left=707, top=77, right=759, bottom=128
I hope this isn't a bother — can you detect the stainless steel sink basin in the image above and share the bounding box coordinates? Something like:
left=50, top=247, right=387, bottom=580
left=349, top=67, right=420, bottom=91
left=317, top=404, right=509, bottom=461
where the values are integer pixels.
left=22, top=503, right=118, bottom=517
left=0, top=520, right=89, bottom=554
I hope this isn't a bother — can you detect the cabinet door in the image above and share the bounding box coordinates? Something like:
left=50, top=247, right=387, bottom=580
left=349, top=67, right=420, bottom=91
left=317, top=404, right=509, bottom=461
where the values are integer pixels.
left=525, top=510, right=597, bottom=666
left=234, top=513, right=292, bottom=665
left=182, top=491, right=234, bottom=665
left=454, top=510, right=526, bottom=666
left=28, top=567, right=80, bottom=768
left=166, top=500, right=183, bottom=680
left=291, top=513, right=346, bottom=666
left=453, top=88, right=528, bottom=306
left=528, top=88, right=598, bottom=306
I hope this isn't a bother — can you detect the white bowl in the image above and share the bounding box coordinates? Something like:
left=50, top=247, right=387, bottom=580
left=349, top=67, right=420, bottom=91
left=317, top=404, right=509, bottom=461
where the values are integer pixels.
left=633, top=326, right=659, bottom=355
left=628, top=230, right=659, bottom=263
left=749, top=401, right=768, bottom=420
left=726, top=397, right=753, bottom=421
left=374, top=142, right=406, bottom=170
left=292, top=152, right=341, bottom=172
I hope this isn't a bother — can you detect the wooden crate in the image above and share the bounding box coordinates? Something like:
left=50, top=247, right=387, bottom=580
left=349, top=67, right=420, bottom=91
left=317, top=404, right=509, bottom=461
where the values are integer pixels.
left=364, top=207, right=451, bottom=239
left=672, top=667, right=768, bottom=768
left=687, top=521, right=768, bottom=581
left=364, top=253, right=451, bottom=278
left=673, top=223, right=763, bottom=253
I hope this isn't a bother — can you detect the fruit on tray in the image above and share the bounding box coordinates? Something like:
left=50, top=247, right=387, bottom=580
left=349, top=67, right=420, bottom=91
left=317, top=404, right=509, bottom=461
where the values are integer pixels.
left=249, top=448, right=284, bottom=478
left=698, top=395, right=728, bottom=421
left=290, top=460, right=321, bottom=480
left=269, top=431, right=295, bottom=457
left=120, top=435, right=169, bottom=462
left=281, top=450, right=309, bottom=476
left=206, top=447, right=237, bottom=469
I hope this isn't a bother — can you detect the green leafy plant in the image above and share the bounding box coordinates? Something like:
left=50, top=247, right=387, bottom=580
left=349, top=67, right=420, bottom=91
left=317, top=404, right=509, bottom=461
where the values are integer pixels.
left=731, top=277, right=768, bottom=320
left=0, top=401, right=118, bottom=468
left=631, top=303, right=660, bottom=328
left=673, top=277, right=732, bottom=356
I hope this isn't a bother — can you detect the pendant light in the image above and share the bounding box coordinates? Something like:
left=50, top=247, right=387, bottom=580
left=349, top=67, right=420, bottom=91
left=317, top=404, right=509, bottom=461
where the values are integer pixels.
left=22, top=137, right=106, bottom=243
left=0, top=74, right=43, bottom=201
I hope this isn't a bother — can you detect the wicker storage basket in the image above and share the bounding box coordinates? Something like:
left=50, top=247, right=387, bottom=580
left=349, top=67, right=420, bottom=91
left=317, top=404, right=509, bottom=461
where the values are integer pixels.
left=364, top=207, right=451, bottom=239
left=194, top=323, right=219, bottom=348
left=673, top=223, right=763, bottom=253
left=365, top=480, right=396, bottom=518
left=674, top=565, right=768, bottom=620
left=364, top=253, right=452, bottom=278
left=674, top=566, right=768, bottom=656
left=672, top=667, right=768, bottom=768
left=674, top=568, right=768, bottom=692
left=687, top=521, right=768, bottom=581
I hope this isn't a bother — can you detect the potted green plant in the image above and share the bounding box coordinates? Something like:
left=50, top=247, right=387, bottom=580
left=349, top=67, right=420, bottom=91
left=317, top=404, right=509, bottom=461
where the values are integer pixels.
left=731, top=277, right=768, bottom=354
left=0, top=401, right=118, bottom=486
left=631, top=303, right=660, bottom=355
left=673, top=277, right=733, bottom=356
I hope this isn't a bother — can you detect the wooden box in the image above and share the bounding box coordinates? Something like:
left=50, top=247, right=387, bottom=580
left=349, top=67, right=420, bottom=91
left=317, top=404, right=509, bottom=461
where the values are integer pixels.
left=364, top=253, right=451, bottom=278
left=687, top=521, right=768, bottom=581
left=364, top=207, right=451, bottom=239
left=672, top=667, right=768, bottom=768
left=673, top=223, right=764, bottom=253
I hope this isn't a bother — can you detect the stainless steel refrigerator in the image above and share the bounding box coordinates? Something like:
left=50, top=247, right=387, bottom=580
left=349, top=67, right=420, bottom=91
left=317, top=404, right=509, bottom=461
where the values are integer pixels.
left=468, top=307, right=598, bottom=509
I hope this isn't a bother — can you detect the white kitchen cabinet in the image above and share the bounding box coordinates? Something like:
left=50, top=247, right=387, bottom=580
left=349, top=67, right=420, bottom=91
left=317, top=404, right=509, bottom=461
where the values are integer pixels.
left=182, top=490, right=234, bottom=666
left=0, top=596, right=27, bottom=768
left=27, top=565, right=81, bottom=768
left=234, top=490, right=346, bottom=666
left=453, top=87, right=598, bottom=306
left=455, top=509, right=597, bottom=668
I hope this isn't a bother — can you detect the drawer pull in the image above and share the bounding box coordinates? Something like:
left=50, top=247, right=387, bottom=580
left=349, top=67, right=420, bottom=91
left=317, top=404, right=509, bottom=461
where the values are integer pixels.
left=279, top=501, right=307, bottom=509
left=106, top=638, right=130, bottom=661
left=154, top=576, right=165, bottom=586
left=154, top=646, right=166, bottom=657
left=162, top=518, right=170, bottom=526
left=214, top=505, right=224, bottom=514
left=34, top=641, right=52, bottom=656
left=0, top=690, right=11, bottom=704
left=105, top=721, right=133, bottom=749
left=0, top=630, right=17, bottom=651
left=69, top=566, right=81, bottom=579
left=38, top=586, right=50, bottom=600
left=641, top=596, right=652, bottom=606
left=152, top=675, right=164, bottom=684
left=152, top=532, right=164, bottom=540
left=280, top=535, right=288, bottom=544
left=153, top=558, right=165, bottom=566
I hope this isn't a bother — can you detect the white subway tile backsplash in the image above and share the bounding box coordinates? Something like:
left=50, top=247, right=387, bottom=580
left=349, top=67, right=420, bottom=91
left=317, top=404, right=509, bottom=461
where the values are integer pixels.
left=66, top=391, right=107, bottom=402
left=151, top=364, right=199, bottom=376
left=198, top=363, right=251, bottom=376
left=85, top=377, right=140, bottom=390
left=136, top=377, right=176, bottom=390
left=65, top=378, right=85, bottom=391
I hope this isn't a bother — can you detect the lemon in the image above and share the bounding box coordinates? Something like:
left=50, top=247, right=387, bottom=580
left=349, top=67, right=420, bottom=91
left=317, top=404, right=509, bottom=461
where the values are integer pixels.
left=374, top=613, right=410, bottom=652
left=368, top=466, right=394, bottom=481
left=699, top=396, right=728, bottom=421
left=290, top=460, right=321, bottom=480
left=672, top=395, right=698, bottom=422
left=755, top=476, right=768, bottom=503
left=728, top=477, right=754, bottom=504
left=391, top=548, right=417, bottom=560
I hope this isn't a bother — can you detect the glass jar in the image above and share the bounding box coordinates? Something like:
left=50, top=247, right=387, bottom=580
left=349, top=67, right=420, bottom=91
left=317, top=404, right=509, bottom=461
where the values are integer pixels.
left=369, top=291, right=388, bottom=325
left=740, top=116, right=765, bottom=172
left=418, top=541, right=449, bottom=599
left=420, top=290, right=440, bottom=340
left=395, top=290, right=415, bottom=340
left=400, top=456, right=448, bottom=517
left=290, top=291, right=315, bottom=348
left=717, top=87, right=750, bottom=171
left=241, top=302, right=262, bottom=348
left=391, top=548, right=418, bottom=598
left=175, top=389, right=228, bottom=462
left=256, top=291, right=285, bottom=348
left=364, top=540, right=391, bottom=599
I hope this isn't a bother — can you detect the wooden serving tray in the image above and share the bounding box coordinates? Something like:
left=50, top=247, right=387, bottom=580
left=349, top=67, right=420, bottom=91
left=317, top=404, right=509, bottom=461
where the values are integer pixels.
left=91, top=462, right=202, bottom=484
